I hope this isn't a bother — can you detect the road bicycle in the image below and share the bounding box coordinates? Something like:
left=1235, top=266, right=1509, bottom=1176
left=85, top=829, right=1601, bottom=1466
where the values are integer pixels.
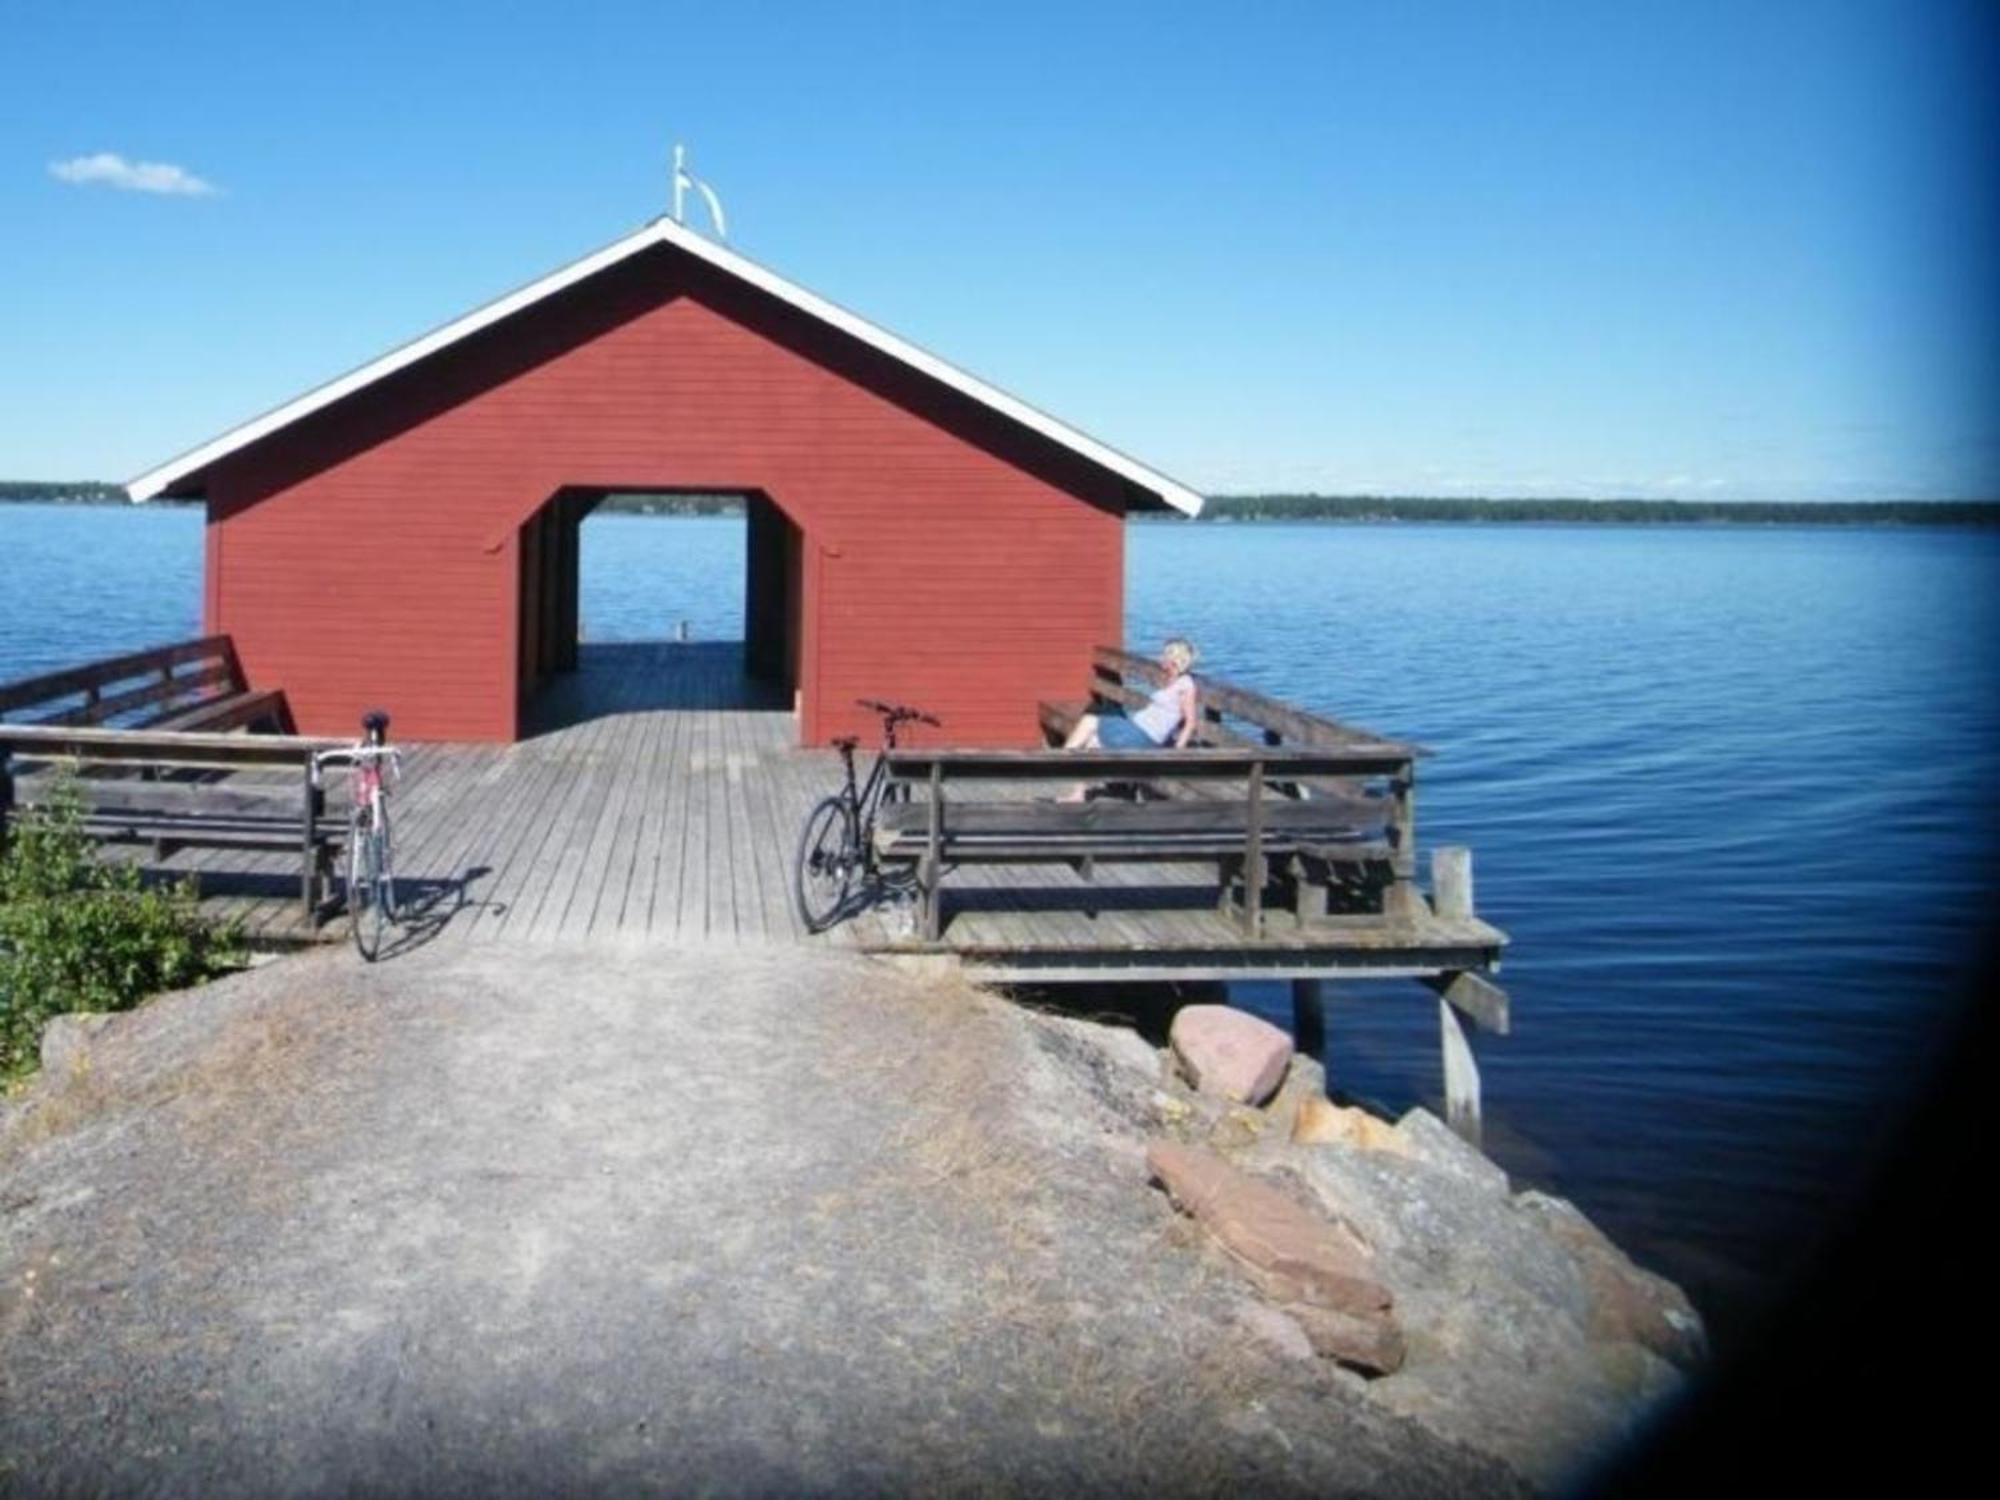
left=793, top=698, right=940, bottom=933
left=313, top=709, right=403, bottom=961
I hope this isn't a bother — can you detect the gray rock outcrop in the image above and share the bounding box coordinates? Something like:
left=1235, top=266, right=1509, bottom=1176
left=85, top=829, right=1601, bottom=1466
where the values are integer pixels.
left=1028, top=1003, right=1709, bottom=1492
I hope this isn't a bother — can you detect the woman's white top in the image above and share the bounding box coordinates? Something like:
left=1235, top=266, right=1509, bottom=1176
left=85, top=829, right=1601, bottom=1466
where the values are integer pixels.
left=1132, top=674, right=1195, bottom=743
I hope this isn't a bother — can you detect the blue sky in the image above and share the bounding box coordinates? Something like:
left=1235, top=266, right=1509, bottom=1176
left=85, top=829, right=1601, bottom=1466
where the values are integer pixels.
left=2, top=0, right=1992, bottom=499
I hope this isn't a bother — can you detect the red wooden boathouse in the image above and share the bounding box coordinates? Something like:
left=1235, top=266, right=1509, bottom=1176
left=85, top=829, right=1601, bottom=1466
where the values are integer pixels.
left=127, top=219, right=1203, bottom=745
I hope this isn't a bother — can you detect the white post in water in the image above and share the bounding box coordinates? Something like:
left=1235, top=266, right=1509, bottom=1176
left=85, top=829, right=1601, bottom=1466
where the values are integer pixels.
left=1440, top=999, right=1482, bottom=1146
left=1434, top=846, right=1474, bottom=919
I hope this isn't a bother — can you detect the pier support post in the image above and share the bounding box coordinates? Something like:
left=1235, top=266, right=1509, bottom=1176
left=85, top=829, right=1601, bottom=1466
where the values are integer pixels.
left=1439, top=997, right=1482, bottom=1147
left=1385, top=760, right=1419, bottom=917
left=1291, top=978, right=1326, bottom=1060
left=1433, top=846, right=1473, bottom=919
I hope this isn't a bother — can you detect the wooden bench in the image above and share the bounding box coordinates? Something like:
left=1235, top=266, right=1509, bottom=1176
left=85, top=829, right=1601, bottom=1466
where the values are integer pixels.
left=1038, top=644, right=1428, bottom=907
left=0, top=725, right=345, bottom=923
left=0, top=634, right=293, bottom=735
left=874, top=746, right=1406, bottom=941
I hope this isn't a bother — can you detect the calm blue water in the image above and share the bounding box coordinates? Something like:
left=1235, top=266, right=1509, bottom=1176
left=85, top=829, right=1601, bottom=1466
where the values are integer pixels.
left=4, top=503, right=1996, bottom=1342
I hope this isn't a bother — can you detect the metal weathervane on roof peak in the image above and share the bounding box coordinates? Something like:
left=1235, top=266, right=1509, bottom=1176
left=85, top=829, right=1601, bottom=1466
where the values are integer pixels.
left=671, top=144, right=727, bottom=240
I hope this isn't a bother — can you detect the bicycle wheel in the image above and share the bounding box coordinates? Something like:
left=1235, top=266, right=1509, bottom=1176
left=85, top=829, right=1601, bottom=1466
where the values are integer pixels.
left=348, top=814, right=381, bottom=961
left=374, top=803, right=398, bottom=924
left=794, top=795, right=858, bottom=933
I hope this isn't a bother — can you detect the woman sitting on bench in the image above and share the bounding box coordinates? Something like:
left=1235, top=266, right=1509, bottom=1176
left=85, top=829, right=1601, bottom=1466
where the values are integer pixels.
left=1060, top=638, right=1200, bottom=799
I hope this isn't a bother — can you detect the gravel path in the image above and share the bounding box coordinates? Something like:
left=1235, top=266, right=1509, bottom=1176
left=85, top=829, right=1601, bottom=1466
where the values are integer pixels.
left=0, top=944, right=1518, bottom=1497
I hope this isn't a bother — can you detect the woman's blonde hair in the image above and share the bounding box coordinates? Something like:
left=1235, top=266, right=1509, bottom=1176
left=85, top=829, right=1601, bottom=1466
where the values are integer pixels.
left=1162, top=637, right=1197, bottom=673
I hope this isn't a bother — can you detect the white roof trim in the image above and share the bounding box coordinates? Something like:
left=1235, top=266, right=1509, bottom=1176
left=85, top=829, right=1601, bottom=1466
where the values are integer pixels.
left=126, top=217, right=1205, bottom=515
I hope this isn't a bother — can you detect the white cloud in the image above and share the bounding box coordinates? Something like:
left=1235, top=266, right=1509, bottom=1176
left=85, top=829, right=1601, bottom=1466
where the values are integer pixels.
left=49, top=152, right=218, bottom=197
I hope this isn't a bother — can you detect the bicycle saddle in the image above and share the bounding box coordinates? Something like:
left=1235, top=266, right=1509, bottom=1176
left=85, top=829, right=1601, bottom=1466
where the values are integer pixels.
left=831, top=735, right=860, bottom=752
left=361, top=708, right=392, bottom=741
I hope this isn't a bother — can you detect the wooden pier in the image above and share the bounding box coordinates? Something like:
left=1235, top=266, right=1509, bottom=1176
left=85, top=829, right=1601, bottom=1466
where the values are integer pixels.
left=3, top=639, right=1510, bottom=1136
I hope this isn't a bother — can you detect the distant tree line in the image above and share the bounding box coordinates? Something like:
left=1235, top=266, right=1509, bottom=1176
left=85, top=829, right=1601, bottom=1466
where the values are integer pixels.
left=594, top=492, right=744, bottom=516
left=5, top=481, right=1994, bottom=526
left=1173, top=494, right=2000, bottom=526
left=0, top=480, right=134, bottom=504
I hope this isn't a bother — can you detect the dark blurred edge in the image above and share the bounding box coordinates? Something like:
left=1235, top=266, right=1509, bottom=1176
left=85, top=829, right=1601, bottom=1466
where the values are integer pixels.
left=1582, top=933, right=1992, bottom=1493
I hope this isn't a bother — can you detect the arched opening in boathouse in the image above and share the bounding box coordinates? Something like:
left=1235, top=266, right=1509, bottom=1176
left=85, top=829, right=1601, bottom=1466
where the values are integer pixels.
left=516, top=486, right=802, bottom=736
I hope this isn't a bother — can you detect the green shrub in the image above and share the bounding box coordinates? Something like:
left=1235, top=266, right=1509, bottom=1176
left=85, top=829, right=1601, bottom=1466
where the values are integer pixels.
left=1, top=771, right=246, bottom=1078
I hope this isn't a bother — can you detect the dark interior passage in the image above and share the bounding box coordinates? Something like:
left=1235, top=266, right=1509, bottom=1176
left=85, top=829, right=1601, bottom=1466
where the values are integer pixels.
left=742, top=492, right=804, bottom=699
left=517, top=489, right=590, bottom=694
left=516, top=488, right=803, bottom=734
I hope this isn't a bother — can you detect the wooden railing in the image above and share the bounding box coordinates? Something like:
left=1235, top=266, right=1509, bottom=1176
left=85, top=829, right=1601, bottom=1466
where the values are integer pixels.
left=1044, top=645, right=1427, bottom=915
left=0, top=725, right=342, bottom=920
left=1087, top=645, right=1428, bottom=758
left=0, top=636, right=293, bottom=735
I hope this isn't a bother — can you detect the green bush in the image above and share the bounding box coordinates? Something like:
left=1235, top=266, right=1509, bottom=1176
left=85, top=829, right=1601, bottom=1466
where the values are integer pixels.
left=1, top=771, right=246, bottom=1078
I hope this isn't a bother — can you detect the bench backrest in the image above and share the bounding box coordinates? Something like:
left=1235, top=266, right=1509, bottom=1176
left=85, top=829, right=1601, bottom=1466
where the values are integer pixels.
left=0, top=724, right=339, bottom=773
left=884, top=746, right=1409, bottom=783
left=886, top=736, right=1418, bottom=904
left=0, top=636, right=251, bottom=731
left=1086, top=645, right=1429, bottom=758
left=0, top=725, right=348, bottom=853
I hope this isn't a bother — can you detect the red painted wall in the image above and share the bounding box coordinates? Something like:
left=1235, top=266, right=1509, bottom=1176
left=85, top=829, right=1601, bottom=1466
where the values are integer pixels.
left=198, top=245, right=1134, bottom=745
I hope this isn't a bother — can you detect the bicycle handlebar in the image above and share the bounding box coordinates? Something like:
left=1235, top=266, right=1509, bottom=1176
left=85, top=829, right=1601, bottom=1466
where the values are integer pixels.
left=312, top=744, right=403, bottom=785
left=855, top=698, right=942, bottom=728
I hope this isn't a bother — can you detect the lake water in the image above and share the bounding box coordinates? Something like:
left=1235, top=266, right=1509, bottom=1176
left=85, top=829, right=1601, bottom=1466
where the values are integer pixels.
left=4, top=502, right=1996, bottom=1347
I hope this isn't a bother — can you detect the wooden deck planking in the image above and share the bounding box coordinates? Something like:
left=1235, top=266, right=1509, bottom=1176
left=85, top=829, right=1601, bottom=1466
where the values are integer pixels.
left=675, top=709, right=715, bottom=943
left=744, top=715, right=805, bottom=944
left=96, top=643, right=1502, bottom=978
left=585, top=699, right=668, bottom=939
left=463, top=711, right=616, bottom=943
left=654, top=700, right=700, bottom=942
left=629, top=705, right=687, bottom=938
left=542, top=700, right=648, bottom=943
left=505, top=706, right=628, bottom=941
left=529, top=709, right=634, bottom=936
left=452, top=736, right=577, bottom=943
left=723, top=707, right=767, bottom=944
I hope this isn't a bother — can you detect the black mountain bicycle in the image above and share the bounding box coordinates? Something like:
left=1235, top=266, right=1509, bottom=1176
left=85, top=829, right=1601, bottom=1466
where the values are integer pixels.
left=793, top=698, right=940, bottom=933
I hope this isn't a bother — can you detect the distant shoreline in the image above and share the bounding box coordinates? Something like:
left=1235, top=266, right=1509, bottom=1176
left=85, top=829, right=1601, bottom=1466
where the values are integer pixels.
left=4, top=483, right=1994, bottom=527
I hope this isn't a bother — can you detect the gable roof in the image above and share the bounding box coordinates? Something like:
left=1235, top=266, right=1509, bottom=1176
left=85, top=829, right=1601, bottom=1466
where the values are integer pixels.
left=126, top=216, right=1205, bottom=515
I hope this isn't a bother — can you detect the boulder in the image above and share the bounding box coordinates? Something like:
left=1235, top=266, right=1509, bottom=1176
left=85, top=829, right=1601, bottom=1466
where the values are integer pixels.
left=1169, top=1005, right=1293, bottom=1106
left=1393, top=1107, right=1512, bottom=1198
left=1147, top=1139, right=1403, bottom=1374
left=1294, top=1097, right=1409, bottom=1155
left=1277, top=1131, right=1703, bottom=1482
left=1514, top=1191, right=1708, bottom=1368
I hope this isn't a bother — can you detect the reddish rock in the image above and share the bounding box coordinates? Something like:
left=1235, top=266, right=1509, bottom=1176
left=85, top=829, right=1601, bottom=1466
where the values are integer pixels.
left=1289, top=1303, right=1408, bottom=1376
left=1169, top=1005, right=1293, bottom=1106
left=1147, top=1139, right=1403, bottom=1375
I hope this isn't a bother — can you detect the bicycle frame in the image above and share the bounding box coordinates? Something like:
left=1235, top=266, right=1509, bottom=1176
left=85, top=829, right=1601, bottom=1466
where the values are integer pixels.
left=832, top=706, right=922, bottom=861
left=834, top=743, right=893, bottom=827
